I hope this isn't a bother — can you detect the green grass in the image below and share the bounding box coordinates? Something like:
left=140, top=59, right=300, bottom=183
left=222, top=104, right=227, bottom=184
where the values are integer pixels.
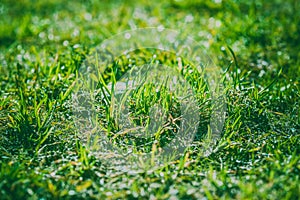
left=0, top=0, right=299, bottom=199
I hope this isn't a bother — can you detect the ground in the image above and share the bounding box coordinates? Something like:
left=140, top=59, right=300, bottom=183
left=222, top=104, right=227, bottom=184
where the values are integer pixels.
left=0, top=0, right=299, bottom=199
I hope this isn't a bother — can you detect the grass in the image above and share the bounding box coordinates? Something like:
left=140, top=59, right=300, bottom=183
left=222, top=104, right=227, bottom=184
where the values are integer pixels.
left=0, top=0, right=299, bottom=199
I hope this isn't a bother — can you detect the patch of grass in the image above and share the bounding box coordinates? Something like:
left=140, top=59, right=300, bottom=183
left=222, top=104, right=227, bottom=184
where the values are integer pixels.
left=0, top=0, right=299, bottom=199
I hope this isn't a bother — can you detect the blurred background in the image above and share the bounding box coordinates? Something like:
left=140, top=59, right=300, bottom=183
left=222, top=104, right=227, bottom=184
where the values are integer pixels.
left=1, top=0, right=299, bottom=84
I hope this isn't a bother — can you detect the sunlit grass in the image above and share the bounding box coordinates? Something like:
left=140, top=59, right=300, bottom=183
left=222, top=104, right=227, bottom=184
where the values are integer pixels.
left=0, top=0, right=299, bottom=199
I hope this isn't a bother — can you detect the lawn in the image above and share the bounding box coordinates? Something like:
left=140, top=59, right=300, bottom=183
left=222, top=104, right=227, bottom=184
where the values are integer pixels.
left=0, top=0, right=299, bottom=199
